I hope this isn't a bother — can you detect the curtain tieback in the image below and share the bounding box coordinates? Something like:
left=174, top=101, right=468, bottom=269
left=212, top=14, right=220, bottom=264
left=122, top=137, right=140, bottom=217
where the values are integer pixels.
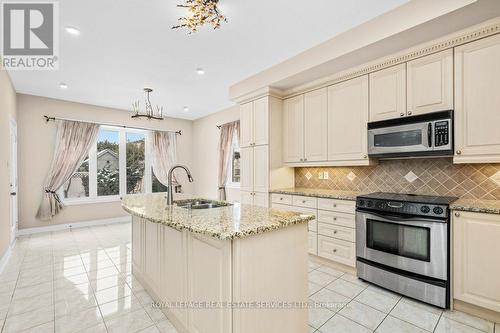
left=45, top=188, right=62, bottom=204
left=218, top=186, right=226, bottom=190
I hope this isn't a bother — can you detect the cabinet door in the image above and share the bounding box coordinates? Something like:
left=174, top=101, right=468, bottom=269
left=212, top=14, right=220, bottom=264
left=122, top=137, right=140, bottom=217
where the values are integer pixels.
left=240, top=102, right=253, bottom=148
left=188, top=234, right=231, bottom=333
left=304, top=88, right=328, bottom=162
left=253, top=192, right=269, bottom=208
left=240, top=190, right=254, bottom=205
left=369, top=64, right=406, bottom=121
left=328, top=75, right=369, bottom=161
left=239, top=147, right=253, bottom=192
left=253, top=97, right=269, bottom=146
left=453, top=211, right=500, bottom=312
left=132, top=217, right=143, bottom=270
left=283, top=95, right=304, bottom=163
left=144, top=221, right=160, bottom=290
left=454, top=34, right=500, bottom=163
left=253, top=145, right=269, bottom=193
left=407, top=49, right=453, bottom=115
left=162, top=226, right=188, bottom=326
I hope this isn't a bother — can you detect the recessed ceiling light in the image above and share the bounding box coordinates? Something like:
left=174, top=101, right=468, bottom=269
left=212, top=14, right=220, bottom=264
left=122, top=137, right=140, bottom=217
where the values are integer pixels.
left=59, top=83, right=68, bottom=89
left=183, top=106, right=189, bottom=112
left=65, top=26, right=81, bottom=36
left=196, top=68, right=205, bottom=75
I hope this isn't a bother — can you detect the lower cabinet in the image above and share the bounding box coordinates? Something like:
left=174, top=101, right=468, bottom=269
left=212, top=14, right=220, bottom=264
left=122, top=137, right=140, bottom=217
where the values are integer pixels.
left=240, top=190, right=269, bottom=207
left=317, top=235, right=356, bottom=267
left=453, top=211, right=500, bottom=313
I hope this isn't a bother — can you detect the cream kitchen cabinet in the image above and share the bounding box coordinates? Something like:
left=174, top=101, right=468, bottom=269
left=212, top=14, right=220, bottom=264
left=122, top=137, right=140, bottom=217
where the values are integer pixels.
left=283, top=95, right=304, bottom=163
left=407, top=49, right=453, bottom=115
left=369, top=64, right=406, bottom=122
left=453, top=210, right=500, bottom=313
left=239, top=145, right=269, bottom=207
left=327, top=75, right=369, bottom=164
left=240, top=97, right=269, bottom=148
left=454, top=34, right=500, bottom=163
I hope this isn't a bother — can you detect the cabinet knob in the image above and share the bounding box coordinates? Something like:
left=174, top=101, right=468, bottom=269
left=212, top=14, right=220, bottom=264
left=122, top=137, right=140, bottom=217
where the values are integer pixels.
left=408, top=111, right=412, bottom=115
left=333, top=204, right=337, bottom=207
left=456, top=150, right=462, bottom=155
left=333, top=249, right=337, bottom=253
left=333, top=230, right=337, bottom=234
left=454, top=212, right=460, bottom=218
left=400, top=113, right=404, bottom=117
left=363, top=155, right=368, bottom=159
left=302, top=200, right=306, bottom=204
left=333, top=217, right=337, bottom=221
left=279, top=197, right=283, bottom=201
left=304, top=158, right=307, bottom=161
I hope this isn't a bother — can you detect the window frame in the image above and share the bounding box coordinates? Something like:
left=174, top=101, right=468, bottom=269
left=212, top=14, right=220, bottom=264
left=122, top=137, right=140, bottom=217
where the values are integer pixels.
left=226, top=132, right=241, bottom=188
left=60, top=125, right=153, bottom=205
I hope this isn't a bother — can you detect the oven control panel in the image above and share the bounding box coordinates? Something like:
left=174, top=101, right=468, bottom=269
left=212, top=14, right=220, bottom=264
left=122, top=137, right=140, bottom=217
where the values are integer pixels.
left=356, top=198, right=449, bottom=219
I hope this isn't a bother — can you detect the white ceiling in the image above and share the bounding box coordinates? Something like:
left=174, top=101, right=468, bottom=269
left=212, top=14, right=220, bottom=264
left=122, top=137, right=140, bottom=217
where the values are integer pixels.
left=8, top=0, right=408, bottom=120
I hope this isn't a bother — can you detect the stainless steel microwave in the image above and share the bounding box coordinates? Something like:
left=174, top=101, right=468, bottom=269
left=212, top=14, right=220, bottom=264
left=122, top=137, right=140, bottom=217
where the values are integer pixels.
left=368, top=111, right=453, bottom=158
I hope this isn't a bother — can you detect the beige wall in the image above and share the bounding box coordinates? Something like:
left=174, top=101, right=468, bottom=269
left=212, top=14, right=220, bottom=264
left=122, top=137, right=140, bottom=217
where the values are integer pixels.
left=0, top=70, right=16, bottom=257
left=17, top=94, right=194, bottom=229
left=192, top=105, right=240, bottom=201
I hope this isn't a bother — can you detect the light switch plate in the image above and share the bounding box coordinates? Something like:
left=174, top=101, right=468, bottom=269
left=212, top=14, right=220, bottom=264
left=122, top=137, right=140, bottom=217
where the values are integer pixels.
left=324, top=171, right=329, bottom=180
left=318, top=172, right=324, bottom=180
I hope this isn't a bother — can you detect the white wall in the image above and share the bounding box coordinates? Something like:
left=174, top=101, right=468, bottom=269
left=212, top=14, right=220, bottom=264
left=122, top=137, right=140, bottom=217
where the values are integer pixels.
left=192, top=105, right=240, bottom=201
left=17, top=94, right=194, bottom=229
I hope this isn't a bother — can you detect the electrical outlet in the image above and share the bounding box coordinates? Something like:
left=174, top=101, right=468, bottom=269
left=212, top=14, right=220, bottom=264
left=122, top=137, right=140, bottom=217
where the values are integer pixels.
left=318, top=172, right=324, bottom=180
left=324, top=171, right=329, bottom=179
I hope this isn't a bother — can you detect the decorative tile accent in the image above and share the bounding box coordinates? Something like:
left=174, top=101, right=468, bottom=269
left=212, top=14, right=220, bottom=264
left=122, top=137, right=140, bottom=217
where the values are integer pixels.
left=347, top=171, right=357, bottom=182
left=295, top=158, right=500, bottom=200
left=305, top=171, right=312, bottom=180
left=404, top=171, right=419, bottom=183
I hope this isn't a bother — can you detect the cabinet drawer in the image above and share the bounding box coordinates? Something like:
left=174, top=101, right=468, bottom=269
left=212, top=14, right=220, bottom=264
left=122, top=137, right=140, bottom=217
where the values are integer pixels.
left=308, top=220, right=317, bottom=232
left=271, top=193, right=292, bottom=205
left=271, top=203, right=293, bottom=211
left=318, top=223, right=355, bottom=242
left=318, top=235, right=356, bottom=267
left=292, top=195, right=318, bottom=209
left=308, top=231, right=317, bottom=255
left=317, top=210, right=355, bottom=228
left=317, top=198, right=355, bottom=214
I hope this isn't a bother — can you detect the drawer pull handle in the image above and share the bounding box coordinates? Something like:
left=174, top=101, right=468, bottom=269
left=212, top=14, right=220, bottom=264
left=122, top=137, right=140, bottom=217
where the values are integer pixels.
left=333, top=249, right=337, bottom=253
left=280, top=198, right=283, bottom=201
left=333, top=230, right=337, bottom=234
left=333, top=217, right=337, bottom=221
left=302, top=200, right=306, bottom=204
left=333, top=204, right=337, bottom=207
left=454, top=212, right=460, bottom=218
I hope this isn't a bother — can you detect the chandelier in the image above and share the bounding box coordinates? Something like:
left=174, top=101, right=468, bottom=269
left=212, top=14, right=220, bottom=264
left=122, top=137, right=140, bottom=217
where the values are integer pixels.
left=172, top=0, right=227, bottom=33
left=131, top=88, right=164, bottom=120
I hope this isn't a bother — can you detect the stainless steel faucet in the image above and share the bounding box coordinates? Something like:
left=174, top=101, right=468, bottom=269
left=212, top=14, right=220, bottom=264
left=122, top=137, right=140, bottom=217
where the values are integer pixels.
left=166, top=165, right=194, bottom=205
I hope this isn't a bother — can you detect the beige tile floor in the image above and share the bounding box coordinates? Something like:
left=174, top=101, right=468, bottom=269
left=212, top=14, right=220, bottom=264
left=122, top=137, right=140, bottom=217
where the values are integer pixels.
left=0, top=222, right=498, bottom=333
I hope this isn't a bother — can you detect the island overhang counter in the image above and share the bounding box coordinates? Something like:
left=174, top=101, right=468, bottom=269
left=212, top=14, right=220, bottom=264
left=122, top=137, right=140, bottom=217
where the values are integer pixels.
left=122, top=193, right=314, bottom=333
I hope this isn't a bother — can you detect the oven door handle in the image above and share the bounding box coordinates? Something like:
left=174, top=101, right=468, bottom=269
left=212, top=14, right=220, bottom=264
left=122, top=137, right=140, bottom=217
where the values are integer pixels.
left=357, top=210, right=445, bottom=226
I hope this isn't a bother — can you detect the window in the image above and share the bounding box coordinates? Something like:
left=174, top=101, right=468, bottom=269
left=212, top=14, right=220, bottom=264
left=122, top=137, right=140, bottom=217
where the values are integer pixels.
left=61, top=126, right=173, bottom=204
left=228, top=132, right=240, bottom=185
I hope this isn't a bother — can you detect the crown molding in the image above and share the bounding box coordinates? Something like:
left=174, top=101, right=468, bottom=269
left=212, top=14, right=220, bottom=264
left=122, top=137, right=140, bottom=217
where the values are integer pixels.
left=281, top=16, right=500, bottom=98
left=231, top=86, right=284, bottom=104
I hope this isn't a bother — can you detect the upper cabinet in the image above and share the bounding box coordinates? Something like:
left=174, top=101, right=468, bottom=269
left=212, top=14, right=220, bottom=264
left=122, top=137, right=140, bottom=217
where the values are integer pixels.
left=454, top=34, right=500, bottom=163
left=407, top=49, right=453, bottom=115
left=240, top=97, right=269, bottom=148
left=283, top=95, right=304, bottom=163
left=328, top=75, right=369, bottom=163
left=369, top=64, right=406, bottom=122
left=304, top=88, right=328, bottom=162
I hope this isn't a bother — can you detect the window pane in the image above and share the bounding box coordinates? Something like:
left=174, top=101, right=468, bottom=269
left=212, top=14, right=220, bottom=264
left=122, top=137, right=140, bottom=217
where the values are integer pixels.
left=232, top=149, right=240, bottom=183
left=97, top=130, right=120, bottom=196
left=62, top=156, right=89, bottom=199
left=152, top=169, right=168, bottom=193
left=126, top=132, right=145, bottom=194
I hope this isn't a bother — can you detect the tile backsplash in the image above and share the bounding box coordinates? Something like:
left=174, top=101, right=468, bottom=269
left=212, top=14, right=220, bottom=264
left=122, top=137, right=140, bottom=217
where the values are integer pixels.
left=295, top=158, right=500, bottom=200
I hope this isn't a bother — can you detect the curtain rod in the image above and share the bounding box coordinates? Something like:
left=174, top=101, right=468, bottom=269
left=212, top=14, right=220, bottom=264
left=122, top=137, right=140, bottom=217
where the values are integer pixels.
left=216, top=120, right=239, bottom=130
left=43, top=115, right=182, bottom=135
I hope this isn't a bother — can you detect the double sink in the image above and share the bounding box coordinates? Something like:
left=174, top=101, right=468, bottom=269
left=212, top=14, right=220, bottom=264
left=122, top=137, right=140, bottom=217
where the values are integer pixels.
left=175, top=199, right=232, bottom=210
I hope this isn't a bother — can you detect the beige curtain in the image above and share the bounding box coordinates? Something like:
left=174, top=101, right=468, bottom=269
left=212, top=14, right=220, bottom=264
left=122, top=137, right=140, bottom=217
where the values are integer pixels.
left=149, top=131, right=179, bottom=186
left=36, top=120, right=100, bottom=221
left=218, top=121, right=240, bottom=200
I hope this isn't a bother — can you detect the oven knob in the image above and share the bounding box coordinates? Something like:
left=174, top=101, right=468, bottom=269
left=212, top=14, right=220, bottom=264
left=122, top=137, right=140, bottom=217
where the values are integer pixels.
left=420, top=206, right=430, bottom=214
left=366, top=201, right=373, bottom=208
left=358, top=199, right=365, bottom=207
left=433, top=207, right=444, bottom=215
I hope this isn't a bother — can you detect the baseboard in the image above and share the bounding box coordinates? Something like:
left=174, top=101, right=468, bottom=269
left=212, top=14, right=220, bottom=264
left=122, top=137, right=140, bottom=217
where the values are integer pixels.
left=17, top=216, right=131, bottom=236
left=0, top=239, right=15, bottom=275
left=453, top=299, right=500, bottom=323
left=309, top=254, right=357, bottom=276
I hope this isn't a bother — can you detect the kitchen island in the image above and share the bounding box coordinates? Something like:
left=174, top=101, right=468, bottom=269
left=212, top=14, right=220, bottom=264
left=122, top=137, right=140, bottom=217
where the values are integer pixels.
left=122, top=193, right=314, bottom=333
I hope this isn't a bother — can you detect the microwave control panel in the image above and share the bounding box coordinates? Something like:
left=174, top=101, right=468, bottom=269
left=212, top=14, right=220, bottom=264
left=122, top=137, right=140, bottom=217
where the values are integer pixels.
left=434, top=121, right=449, bottom=147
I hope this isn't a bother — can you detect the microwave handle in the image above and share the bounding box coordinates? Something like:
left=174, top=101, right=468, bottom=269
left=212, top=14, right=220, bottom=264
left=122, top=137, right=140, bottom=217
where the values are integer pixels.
left=428, top=122, right=433, bottom=147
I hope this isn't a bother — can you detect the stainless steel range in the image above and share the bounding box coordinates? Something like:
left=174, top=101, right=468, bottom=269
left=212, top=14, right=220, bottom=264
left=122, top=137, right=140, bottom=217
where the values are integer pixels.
left=355, top=192, right=457, bottom=308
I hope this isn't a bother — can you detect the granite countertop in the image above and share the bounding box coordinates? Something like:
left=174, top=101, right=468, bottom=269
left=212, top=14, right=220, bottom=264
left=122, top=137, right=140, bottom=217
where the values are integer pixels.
left=270, top=188, right=362, bottom=201
left=121, top=193, right=314, bottom=240
left=450, top=198, right=500, bottom=215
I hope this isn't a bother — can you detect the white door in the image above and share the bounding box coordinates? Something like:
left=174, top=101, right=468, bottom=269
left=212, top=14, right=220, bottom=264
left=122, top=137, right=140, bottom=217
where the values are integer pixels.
left=253, top=145, right=269, bottom=194
left=283, top=95, right=304, bottom=163
left=369, top=64, right=406, bottom=121
left=252, top=97, right=269, bottom=146
left=304, top=88, right=328, bottom=162
left=239, top=102, right=253, bottom=148
left=9, top=120, right=17, bottom=244
left=239, top=147, right=253, bottom=192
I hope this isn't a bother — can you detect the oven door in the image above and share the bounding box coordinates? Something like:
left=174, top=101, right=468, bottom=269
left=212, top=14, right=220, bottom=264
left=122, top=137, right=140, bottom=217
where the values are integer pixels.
left=356, top=210, right=447, bottom=280
left=368, top=122, right=432, bottom=156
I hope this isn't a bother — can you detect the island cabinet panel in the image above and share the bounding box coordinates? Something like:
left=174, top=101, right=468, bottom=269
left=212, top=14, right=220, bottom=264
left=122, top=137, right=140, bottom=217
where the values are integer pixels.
left=144, top=222, right=161, bottom=291
left=304, top=88, right=328, bottom=162
left=132, top=217, right=144, bottom=271
left=161, top=226, right=188, bottom=327
left=188, top=234, right=232, bottom=333
left=369, top=63, right=406, bottom=122
left=407, top=49, right=453, bottom=115
left=454, top=34, right=500, bottom=163
left=453, top=211, right=500, bottom=313
left=327, top=75, right=369, bottom=162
